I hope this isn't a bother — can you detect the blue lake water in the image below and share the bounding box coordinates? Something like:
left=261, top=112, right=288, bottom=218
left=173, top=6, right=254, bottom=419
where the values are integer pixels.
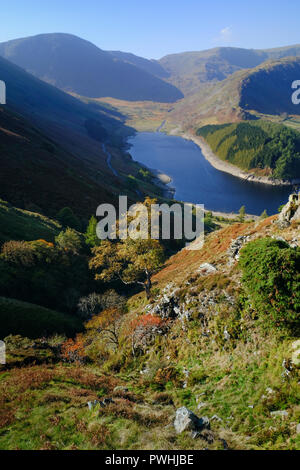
left=128, top=132, right=292, bottom=215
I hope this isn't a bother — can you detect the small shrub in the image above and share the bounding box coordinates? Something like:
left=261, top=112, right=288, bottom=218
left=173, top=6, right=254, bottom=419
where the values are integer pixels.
left=1, top=241, right=35, bottom=266
left=61, top=336, right=86, bottom=363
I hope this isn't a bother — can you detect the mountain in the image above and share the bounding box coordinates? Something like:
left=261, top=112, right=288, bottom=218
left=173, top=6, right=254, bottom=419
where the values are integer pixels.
left=0, top=33, right=183, bottom=102
left=160, top=45, right=300, bottom=96
left=239, top=57, right=300, bottom=115
left=108, top=50, right=169, bottom=78
left=168, top=56, right=300, bottom=128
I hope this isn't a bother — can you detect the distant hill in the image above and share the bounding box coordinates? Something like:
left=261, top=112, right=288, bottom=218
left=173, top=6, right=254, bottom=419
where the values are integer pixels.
left=0, top=33, right=182, bottom=102
left=239, top=57, right=300, bottom=115
left=160, top=45, right=300, bottom=96
left=169, top=57, right=300, bottom=128
left=108, top=50, right=169, bottom=78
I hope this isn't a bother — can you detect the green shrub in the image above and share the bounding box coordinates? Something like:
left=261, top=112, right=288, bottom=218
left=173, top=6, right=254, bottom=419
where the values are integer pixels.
left=56, top=207, right=81, bottom=231
left=239, top=238, right=300, bottom=332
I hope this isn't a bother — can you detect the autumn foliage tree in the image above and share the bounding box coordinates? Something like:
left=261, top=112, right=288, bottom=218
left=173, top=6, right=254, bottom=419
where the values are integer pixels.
left=90, top=238, right=165, bottom=299
left=85, top=307, right=123, bottom=349
left=89, top=197, right=165, bottom=299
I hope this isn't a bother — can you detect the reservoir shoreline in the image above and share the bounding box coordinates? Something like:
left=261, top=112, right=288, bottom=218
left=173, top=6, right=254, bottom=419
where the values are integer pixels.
left=181, top=132, right=299, bottom=187
left=127, top=131, right=292, bottom=216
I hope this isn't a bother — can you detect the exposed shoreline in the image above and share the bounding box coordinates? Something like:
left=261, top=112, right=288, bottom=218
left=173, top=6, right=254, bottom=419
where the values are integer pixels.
left=139, top=162, right=176, bottom=199
left=181, top=133, right=299, bottom=187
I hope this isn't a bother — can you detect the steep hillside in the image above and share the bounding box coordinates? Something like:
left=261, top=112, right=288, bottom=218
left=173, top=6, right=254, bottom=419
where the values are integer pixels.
left=0, top=297, right=82, bottom=339
left=0, top=105, right=121, bottom=220
left=197, top=121, right=300, bottom=180
left=240, top=57, right=300, bottom=115
left=0, top=199, right=61, bottom=244
left=1, top=197, right=300, bottom=450
left=160, top=44, right=300, bottom=96
left=168, top=57, right=300, bottom=130
left=0, top=55, right=167, bottom=219
left=0, top=34, right=182, bottom=102
left=0, top=54, right=128, bottom=160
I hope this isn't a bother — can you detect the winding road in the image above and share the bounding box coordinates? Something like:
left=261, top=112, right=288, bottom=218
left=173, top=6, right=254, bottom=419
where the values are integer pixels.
left=102, top=143, right=119, bottom=177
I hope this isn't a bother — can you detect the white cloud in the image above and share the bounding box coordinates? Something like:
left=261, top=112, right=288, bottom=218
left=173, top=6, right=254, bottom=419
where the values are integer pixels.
left=213, top=26, right=233, bottom=44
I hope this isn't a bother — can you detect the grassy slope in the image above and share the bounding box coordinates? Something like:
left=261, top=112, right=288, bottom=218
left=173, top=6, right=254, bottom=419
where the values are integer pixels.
left=1, top=214, right=300, bottom=449
left=0, top=297, right=82, bottom=339
left=0, top=199, right=61, bottom=245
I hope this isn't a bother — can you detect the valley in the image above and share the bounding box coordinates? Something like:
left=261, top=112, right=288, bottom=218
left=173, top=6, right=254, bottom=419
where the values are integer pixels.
left=1, top=24, right=300, bottom=453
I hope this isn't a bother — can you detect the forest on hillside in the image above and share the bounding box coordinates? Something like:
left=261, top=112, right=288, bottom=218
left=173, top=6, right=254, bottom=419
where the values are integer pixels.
left=197, top=121, right=300, bottom=180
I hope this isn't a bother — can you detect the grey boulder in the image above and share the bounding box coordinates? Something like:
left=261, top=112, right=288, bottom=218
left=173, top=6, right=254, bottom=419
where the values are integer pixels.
left=174, top=407, right=210, bottom=434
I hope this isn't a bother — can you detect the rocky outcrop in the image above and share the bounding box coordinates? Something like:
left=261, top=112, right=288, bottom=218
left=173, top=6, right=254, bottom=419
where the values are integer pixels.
left=147, top=284, right=190, bottom=321
left=197, top=263, right=217, bottom=275
left=87, top=398, right=114, bottom=410
left=277, top=193, right=300, bottom=228
left=174, top=407, right=210, bottom=434
left=227, top=235, right=251, bottom=265
left=147, top=282, right=236, bottom=334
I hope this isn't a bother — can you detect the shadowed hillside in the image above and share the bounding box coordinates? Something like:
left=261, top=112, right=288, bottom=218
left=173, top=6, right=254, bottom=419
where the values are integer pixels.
left=0, top=54, right=163, bottom=220
left=240, top=57, right=300, bottom=115
left=0, top=34, right=183, bottom=102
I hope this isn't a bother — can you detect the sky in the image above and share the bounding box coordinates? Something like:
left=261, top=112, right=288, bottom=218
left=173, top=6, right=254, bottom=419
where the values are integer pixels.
left=1, top=0, right=300, bottom=59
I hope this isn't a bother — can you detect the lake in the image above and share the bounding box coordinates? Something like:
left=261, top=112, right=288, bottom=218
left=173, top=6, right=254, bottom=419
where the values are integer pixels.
left=128, top=132, right=292, bottom=215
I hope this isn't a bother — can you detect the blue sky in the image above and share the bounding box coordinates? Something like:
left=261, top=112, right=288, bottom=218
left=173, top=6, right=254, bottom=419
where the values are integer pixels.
left=1, top=0, right=300, bottom=59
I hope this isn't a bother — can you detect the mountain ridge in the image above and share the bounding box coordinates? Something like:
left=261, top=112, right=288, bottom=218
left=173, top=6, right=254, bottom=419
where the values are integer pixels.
left=0, top=33, right=183, bottom=102
left=159, top=44, right=300, bottom=96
